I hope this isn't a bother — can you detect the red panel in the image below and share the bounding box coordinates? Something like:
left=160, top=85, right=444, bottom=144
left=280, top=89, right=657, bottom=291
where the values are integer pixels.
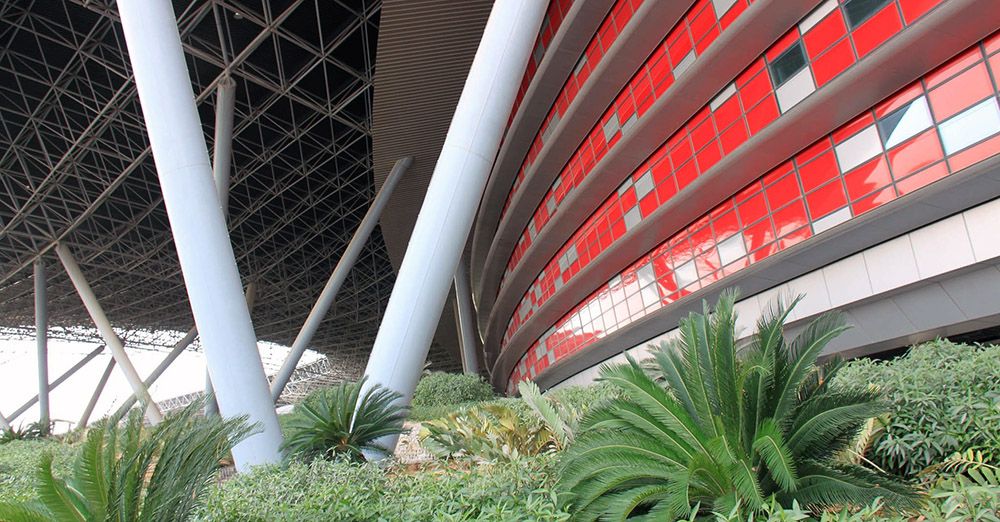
left=948, top=134, right=1000, bottom=172
left=895, top=162, right=949, bottom=195
left=887, top=129, right=943, bottom=178
left=746, top=96, right=779, bottom=135
left=899, top=0, right=941, bottom=23
left=844, top=157, right=892, bottom=200
left=875, top=81, right=923, bottom=118
left=806, top=180, right=848, bottom=219
left=798, top=150, right=840, bottom=191
left=811, top=38, right=855, bottom=87
left=833, top=113, right=875, bottom=144
left=926, top=46, right=983, bottom=87
left=851, top=4, right=903, bottom=57
left=803, top=8, right=847, bottom=59
left=928, top=64, right=993, bottom=121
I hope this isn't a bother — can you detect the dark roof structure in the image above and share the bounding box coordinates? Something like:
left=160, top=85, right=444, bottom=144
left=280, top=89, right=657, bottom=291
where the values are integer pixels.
left=0, top=0, right=468, bottom=372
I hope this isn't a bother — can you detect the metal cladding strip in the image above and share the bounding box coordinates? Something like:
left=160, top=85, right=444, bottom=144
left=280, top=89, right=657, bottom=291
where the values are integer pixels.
left=531, top=155, right=1000, bottom=389
left=472, top=0, right=697, bottom=311
left=482, top=0, right=817, bottom=364
left=473, top=0, right=619, bottom=290
left=489, top=0, right=1000, bottom=386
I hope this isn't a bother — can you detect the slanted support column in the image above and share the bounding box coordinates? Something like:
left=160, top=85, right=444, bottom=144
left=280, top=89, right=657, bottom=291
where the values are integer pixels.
left=118, top=0, right=282, bottom=470
left=270, top=156, right=412, bottom=401
left=7, top=345, right=105, bottom=423
left=212, top=75, right=236, bottom=216
left=207, top=283, right=258, bottom=417
left=56, top=243, right=163, bottom=424
left=453, top=260, right=480, bottom=375
left=113, top=327, right=198, bottom=418
left=362, top=0, right=546, bottom=449
left=0, top=410, right=10, bottom=432
left=78, top=358, right=115, bottom=429
left=34, top=259, right=49, bottom=427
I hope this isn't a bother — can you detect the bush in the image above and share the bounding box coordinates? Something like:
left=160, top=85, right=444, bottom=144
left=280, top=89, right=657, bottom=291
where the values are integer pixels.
left=410, top=372, right=494, bottom=408
left=197, top=455, right=569, bottom=521
left=0, top=439, right=77, bottom=503
left=835, top=339, right=1000, bottom=477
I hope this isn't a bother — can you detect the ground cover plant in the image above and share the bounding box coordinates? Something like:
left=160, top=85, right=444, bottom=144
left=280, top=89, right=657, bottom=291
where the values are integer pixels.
left=0, top=439, right=77, bottom=504
left=558, top=292, right=918, bottom=520
left=835, top=339, right=1000, bottom=477
left=197, top=455, right=568, bottom=521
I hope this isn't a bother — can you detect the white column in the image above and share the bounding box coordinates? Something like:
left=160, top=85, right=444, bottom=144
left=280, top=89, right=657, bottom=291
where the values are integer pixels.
left=212, top=75, right=236, bottom=216
left=270, top=156, right=412, bottom=401
left=78, top=358, right=115, bottom=429
left=113, top=327, right=198, bottom=418
left=0, top=411, right=10, bottom=431
left=56, top=244, right=163, bottom=424
left=34, top=259, right=49, bottom=427
left=453, top=260, right=480, bottom=375
left=117, top=0, right=282, bottom=470
left=362, top=0, right=546, bottom=448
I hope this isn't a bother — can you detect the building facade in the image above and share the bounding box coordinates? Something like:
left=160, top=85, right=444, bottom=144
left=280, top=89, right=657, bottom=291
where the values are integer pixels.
left=468, top=0, right=1000, bottom=392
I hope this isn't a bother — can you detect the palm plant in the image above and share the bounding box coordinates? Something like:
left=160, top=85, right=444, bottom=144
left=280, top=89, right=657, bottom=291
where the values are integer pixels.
left=0, top=398, right=254, bottom=522
left=558, top=290, right=920, bottom=520
left=518, top=380, right=581, bottom=450
left=280, top=376, right=406, bottom=462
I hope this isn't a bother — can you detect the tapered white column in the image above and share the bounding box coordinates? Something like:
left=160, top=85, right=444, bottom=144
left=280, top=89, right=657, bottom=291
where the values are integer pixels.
left=270, top=156, right=412, bottom=401
left=56, top=244, right=163, bottom=423
left=362, top=0, right=546, bottom=449
left=212, top=75, right=236, bottom=216
left=118, top=0, right=282, bottom=470
left=453, top=260, right=480, bottom=375
left=34, top=260, right=49, bottom=427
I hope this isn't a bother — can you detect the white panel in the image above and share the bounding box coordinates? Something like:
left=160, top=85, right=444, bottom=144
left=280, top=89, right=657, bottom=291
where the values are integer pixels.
left=709, top=83, right=737, bottom=111
left=835, top=125, right=882, bottom=172
left=711, top=0, right=739, bottom=18
left=717, top=233, right=747, bottom=266
left=624, top=206, right=642, bottom=230
left=963, top=198, right=1000, bottom=262
left=634, top=170, right=655, bottom=199
left=909, top=214, right=976, bottom=278
left=602, top=113, right=621, bottom=142
left=775, top=67, right=816, bottom=113
left=939, top=98, right=1000, bottom=155
left=785, top=269, right=832, bottom=318
left=799, top=0, right=838, bottom=33
left=823, top=253, right=873, bottom=307
left=674, top=260, right=698, bottom=288
left=673, top=50, right=697, bottom=78
left=882, top=96, right=933, bottom=149
left=812, top=206, right=852, bottom=234
left=862, top=235, right=920, bottom=294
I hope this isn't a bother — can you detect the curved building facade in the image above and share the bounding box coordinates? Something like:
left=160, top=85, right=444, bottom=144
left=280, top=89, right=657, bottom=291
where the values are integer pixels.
left=469, top=0, right=1000, bottom=392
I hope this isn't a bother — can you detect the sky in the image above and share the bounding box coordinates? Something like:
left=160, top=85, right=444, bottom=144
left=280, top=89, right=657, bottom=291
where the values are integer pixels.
left=0, top=335, right=320, bottom=433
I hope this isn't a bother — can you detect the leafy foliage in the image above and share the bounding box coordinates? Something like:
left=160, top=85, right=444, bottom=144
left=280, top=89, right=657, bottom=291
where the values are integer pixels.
left=0, top=422, right=53, bottom=445
left=835, top=339, right=1000, bottom=477
left=410, top=371, right=495, bottom=408
left=420, top=403, right=555, bottom=460
left=0, top=440, right=77, bottom=504
left=0, top=399, right=253, bottom=522
left=558, top=291, right=919, bottom=520
left=280, top=376, right=406, bottom=462
left=197, top=455, right=570, bottom=521
left=518, top=380, right=581, bottom=450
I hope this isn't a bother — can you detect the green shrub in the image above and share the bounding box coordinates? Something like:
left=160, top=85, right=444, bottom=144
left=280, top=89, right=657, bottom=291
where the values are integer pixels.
left=420, top=403, right=555, bottom=460
left=835, top=339, right=1000, bottom=477
left=197, top=455, right=569, bottom=521
left=0, top=421, right=53, bottom=444
left=559, top=292, right=918, bottom=519
left=0, top=439, right=77, bottom=503
left=410, top=372, right=494, bottom=408
left=281, top=377, right=406, bottom=462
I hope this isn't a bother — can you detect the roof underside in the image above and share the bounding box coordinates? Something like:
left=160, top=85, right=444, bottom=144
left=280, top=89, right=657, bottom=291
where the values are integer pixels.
left=0, top=0, right=460, bottom=371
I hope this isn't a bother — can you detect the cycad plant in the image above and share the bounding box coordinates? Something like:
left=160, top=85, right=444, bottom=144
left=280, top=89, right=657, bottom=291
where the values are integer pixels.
left=559, top=291, right=919, bottom=520
left=0, top=398, right=254, bottom=522
left=280, top=376, right=406, bottom=462
left=519, top=380, right=581, bottom=450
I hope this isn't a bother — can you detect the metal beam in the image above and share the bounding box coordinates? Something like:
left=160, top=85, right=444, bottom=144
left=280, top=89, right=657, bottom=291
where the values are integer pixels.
left=6, top=344, right=105, bottom=423
left=55, top=243, right=163, bottom=423
left=270, top=155, right=411, bottom=401
left=77, top=357, right=115, bottom=428
left=34, top=259, right=49, bottom=426
left=453, top=259, right=479, bottom=375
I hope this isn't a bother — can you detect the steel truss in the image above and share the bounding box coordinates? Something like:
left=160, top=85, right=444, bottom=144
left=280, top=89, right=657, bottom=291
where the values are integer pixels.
left=0, top=0, right=462, bottom=378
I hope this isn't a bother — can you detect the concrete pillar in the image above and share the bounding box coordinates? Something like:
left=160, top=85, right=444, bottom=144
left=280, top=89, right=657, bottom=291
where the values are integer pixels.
left=56, top=243, right=163, bottom=424
left=270, top=156, right=412, bottom=401
left=361, top=0, right=546, bottom=449
left=453, top=260, right=480, bottom=375
left=34, top=259, right=49, bottom=427
left=117, top=0, right=282, bottom=470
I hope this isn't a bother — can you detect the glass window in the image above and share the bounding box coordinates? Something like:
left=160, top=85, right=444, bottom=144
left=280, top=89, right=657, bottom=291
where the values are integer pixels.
left=843, top=0, right=892, bottom=29
left=769, top=42, right=807, bottom=88
left=939, top=98, right=1000, bottom=155
left=877, top=96, right=933, bottom=149
left=835, top=125, right=882, bottom=172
